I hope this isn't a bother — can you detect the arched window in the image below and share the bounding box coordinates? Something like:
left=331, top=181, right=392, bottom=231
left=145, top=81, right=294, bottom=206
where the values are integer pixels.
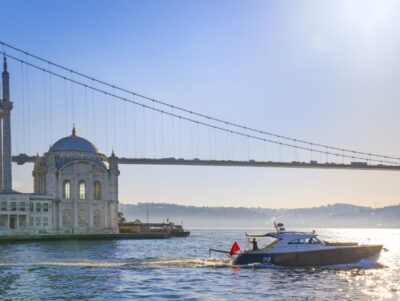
left=93, top=181, right=102, bottom=200
left=79, top=181, right=86, bottom=200
left=64, top=180, right=71, bottom=199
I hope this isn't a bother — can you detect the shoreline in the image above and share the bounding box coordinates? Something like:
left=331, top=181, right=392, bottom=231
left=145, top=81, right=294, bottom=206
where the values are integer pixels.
left=0, top=233, right=170, bottom=243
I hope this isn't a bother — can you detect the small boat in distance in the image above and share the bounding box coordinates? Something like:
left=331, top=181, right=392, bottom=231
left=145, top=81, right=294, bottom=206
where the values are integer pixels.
left=210, top=222, right=383, bottom=266
left=119, top=219, right=190, bottom=237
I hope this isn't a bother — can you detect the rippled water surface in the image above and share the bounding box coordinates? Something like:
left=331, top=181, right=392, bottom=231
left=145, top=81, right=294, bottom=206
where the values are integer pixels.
left=0, top=228, right=399, bottom=300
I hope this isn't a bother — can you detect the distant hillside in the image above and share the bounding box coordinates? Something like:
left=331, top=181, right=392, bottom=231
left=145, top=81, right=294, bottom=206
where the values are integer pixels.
left=119, top=202, right=400, bottom=228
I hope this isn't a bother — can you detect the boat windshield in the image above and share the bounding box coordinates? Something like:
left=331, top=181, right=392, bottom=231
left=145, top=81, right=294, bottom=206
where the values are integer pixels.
left=288, top=237, right=321, bottom=244
left=264, top=238, right=280, bottom=249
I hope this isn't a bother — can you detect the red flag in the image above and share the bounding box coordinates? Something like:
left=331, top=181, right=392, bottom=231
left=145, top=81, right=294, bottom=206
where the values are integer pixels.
left=229, top=241, right=240, bottom=256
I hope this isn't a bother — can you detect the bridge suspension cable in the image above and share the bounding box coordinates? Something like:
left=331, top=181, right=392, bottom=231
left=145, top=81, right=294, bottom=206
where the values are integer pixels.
left=3, top=51, right=399, bottom=166
left=2, top=41, right=399, bottom=163
left=3, top=41, right=400, bottom=164
left=1, top=43, right=399, bottom=165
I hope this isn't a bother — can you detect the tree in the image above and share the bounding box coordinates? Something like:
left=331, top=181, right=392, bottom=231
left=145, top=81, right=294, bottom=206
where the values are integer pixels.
left=118, top=211, right=126, bottom=223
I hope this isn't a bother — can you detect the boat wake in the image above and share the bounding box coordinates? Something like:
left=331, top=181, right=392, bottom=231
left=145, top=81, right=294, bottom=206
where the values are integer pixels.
left=0, top=261, right=126, bottom=268
left=129, top=258, right=232, bottom=269
left=0, top=258, right=232, bottom=269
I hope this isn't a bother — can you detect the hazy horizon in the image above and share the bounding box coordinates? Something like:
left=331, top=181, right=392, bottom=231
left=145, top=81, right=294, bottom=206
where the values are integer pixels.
left=119, top=200, right=399, bottom=210
left=119, top=202, right=400, bottom=228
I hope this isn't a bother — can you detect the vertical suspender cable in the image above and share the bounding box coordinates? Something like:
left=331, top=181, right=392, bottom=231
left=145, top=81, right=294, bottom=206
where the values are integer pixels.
left=70, top=71, right=75, bottom=125
left=179, top=116, right=182, bottom=158
left=264, top=139, right=268, bottom=162
left=278, top=137, right=281, bottom=162
left=132, top=101, right=136, bottom=157
left=84, top=85, right=88, bottom=137
left=113, top=87, right=116, bottom=152
left=247, top=131, right=250, bottom=161
left=124, top=100, right=127, bottom=156
left=152, top=104, right=156, bottom=159
left=190, top=114, right=194, bottom=159
left=142, top=105, right=146, bottom=157
left=209, top=126, right=212, bottom=160
left=43, top=70, right=48, bottom=149
left=196, top=122, right=200, bottom=159
left=92, top=80, right=96, bottom=143
left=104, top=92, right=108, bottom=154
left=326, top=146, right=328, bottom=163
left=64, top=78, right=68, bottom=134
left=231, top=131, right=234, bottom=161
left=171, top=107, right=175, bottom=157
left=225, top=126, right=229, bottom=161
left=214, top=127, right=217, bottom=160
left=25, top=54, right=31, bottom=154
left=161, top=111, right=164, bottom=158
left=20, top=62, right=26, bottom=153
left=48, top=63, right=53, bottom=144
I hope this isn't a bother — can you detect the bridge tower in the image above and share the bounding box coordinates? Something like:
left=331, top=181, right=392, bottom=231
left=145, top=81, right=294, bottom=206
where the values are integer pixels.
left=0, top=56, right=14, bottom=192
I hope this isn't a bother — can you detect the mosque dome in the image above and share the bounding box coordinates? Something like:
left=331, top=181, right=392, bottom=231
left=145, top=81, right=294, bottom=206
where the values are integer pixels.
left=49, top=127, right=98, bottom=153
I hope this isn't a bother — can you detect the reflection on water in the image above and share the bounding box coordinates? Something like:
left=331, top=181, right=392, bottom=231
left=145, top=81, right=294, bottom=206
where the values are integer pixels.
left=0, top=228, right=399, bottom=300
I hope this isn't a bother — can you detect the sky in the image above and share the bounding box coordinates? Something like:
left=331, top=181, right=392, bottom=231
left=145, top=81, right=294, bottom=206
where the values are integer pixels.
left=1, top=0, right=400, bottom=208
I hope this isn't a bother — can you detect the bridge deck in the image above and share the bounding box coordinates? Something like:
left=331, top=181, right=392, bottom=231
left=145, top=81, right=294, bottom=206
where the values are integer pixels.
left=12, top=154, right=400, bottom=171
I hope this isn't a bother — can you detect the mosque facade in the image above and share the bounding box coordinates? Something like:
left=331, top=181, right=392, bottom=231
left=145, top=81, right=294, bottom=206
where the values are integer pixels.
left=0, top=57, right=119, bottom=236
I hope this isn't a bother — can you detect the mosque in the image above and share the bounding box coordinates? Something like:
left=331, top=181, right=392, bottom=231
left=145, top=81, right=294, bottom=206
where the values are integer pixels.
left=0, top=56, right=119, bottom=236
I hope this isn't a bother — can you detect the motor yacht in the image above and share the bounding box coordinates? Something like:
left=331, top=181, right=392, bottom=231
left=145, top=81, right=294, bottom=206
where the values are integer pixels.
left=211, top=223, right=383, bottom=266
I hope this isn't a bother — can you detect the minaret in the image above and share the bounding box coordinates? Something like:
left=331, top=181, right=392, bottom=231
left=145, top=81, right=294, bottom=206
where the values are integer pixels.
left=2, top=57, right=10, bottom=101
left=1, top=56, right=13, bottom=192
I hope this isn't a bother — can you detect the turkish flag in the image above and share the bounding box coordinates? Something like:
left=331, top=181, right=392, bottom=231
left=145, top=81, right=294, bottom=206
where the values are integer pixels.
left=229, top=241, right=240, bottom=256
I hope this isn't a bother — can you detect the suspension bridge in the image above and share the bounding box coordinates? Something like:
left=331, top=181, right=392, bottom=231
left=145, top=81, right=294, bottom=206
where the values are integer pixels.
left=2, top=41, right=400, bottom=172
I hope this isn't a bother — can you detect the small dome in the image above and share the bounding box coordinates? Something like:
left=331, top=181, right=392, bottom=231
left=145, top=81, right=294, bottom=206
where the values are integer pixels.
left=49, top=127, right=98, bottom=153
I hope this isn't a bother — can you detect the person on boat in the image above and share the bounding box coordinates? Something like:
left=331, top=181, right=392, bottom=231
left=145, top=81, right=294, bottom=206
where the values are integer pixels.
left=252, top=238, right=258, bottom=250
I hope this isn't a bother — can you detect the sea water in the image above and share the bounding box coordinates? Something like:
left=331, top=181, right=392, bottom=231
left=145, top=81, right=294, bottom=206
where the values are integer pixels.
left=0, top=228, right=399, bottom=300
